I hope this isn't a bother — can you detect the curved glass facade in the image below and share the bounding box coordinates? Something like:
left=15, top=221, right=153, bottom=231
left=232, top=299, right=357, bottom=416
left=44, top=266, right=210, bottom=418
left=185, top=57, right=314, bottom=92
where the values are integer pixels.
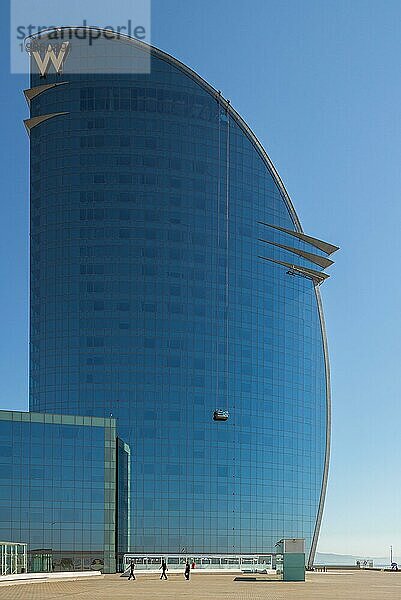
left=28, top=31, right=331, bottom=563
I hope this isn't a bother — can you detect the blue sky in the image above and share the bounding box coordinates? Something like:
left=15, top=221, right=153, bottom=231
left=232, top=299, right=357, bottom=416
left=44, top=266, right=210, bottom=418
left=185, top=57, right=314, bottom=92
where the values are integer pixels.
left=1, top=0, right=401, bottom=558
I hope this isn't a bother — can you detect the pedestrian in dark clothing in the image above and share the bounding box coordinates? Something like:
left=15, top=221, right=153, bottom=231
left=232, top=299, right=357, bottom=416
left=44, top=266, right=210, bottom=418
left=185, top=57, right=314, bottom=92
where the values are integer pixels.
left=128, top=560, right=136, bottom=580
left=184, top=561, right=190, bottom=580
left=160, top=559, right=168, bottom=580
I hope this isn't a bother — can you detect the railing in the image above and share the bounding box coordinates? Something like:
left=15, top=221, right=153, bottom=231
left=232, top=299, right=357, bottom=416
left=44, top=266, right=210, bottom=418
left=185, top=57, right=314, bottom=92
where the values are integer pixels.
left=122, top=553, right=274, bottom=573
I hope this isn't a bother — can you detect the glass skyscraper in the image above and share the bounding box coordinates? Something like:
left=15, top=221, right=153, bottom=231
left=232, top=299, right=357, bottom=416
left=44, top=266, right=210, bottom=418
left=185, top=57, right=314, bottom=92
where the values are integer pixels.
left=25, top=28, right=337, bottom=567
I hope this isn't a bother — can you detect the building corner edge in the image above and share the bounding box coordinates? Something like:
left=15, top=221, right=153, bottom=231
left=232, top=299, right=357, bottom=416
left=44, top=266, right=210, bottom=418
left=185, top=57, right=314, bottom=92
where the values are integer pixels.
left=307, top=286, right=331, bottom=569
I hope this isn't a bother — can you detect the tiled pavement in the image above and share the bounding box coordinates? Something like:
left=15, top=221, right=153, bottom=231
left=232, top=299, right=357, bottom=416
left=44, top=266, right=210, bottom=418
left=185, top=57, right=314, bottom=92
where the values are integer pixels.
left=1, top=571, right=401, bottom=599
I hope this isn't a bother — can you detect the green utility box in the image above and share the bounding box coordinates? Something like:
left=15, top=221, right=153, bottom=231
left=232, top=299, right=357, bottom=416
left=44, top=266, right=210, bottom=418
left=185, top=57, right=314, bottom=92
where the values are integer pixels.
left=275, top=538, right=305, bottom=582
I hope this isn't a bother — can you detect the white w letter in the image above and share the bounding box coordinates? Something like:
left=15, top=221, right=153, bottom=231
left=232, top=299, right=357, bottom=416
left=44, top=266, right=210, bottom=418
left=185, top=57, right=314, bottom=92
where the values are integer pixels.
left=32, top=43, right=69, bottom=76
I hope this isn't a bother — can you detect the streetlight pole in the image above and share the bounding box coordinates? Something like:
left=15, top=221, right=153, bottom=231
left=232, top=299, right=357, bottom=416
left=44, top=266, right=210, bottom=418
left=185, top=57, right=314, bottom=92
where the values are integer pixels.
left=391, top=545, right=393, bottom=566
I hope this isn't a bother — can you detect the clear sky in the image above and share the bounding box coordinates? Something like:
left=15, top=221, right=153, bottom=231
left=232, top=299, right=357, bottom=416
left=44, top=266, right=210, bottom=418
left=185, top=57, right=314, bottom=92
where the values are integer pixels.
left=1, top=0, right=401, bottom=559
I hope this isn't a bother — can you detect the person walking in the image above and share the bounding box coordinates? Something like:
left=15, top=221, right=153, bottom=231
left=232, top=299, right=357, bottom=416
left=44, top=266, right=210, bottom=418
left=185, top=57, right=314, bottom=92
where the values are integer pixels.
left=128, top=560, right=136, bottom=580
left=160, top=559, right=168, bottom=580
left=184, top=561, right=190, bottom=580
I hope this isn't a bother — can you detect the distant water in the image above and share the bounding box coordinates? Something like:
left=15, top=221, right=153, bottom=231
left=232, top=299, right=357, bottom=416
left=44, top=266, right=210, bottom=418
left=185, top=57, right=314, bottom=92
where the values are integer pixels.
left=316, top=552, right=397, bottom=569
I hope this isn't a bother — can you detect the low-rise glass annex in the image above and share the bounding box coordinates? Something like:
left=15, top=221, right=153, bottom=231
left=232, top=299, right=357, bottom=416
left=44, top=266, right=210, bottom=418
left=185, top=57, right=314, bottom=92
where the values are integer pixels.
left=0, top=410, right=126, bottom=573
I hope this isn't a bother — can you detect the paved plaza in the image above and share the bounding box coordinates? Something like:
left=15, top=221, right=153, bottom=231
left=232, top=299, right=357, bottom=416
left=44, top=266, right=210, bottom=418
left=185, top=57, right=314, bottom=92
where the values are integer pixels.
left=1, top=571, right=401, bottom=600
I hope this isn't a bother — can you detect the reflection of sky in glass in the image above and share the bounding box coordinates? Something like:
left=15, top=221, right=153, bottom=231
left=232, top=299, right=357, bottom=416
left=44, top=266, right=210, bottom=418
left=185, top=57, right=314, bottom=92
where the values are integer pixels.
left=0, top=416, right=106, bottom=551
left=28, top=37, right=327, bottom=560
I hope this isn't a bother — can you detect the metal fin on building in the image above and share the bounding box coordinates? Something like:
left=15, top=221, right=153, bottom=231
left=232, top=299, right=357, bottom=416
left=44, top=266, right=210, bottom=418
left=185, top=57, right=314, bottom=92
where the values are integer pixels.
left=258, top=239, right=334, bottom=269
left=258, top=222, right=339, bottom=255
left=258, top=256, right=330, bottom=285
left=24, top=112, right=69, bottom=135
left=23, top=81, right=69, bottom=105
